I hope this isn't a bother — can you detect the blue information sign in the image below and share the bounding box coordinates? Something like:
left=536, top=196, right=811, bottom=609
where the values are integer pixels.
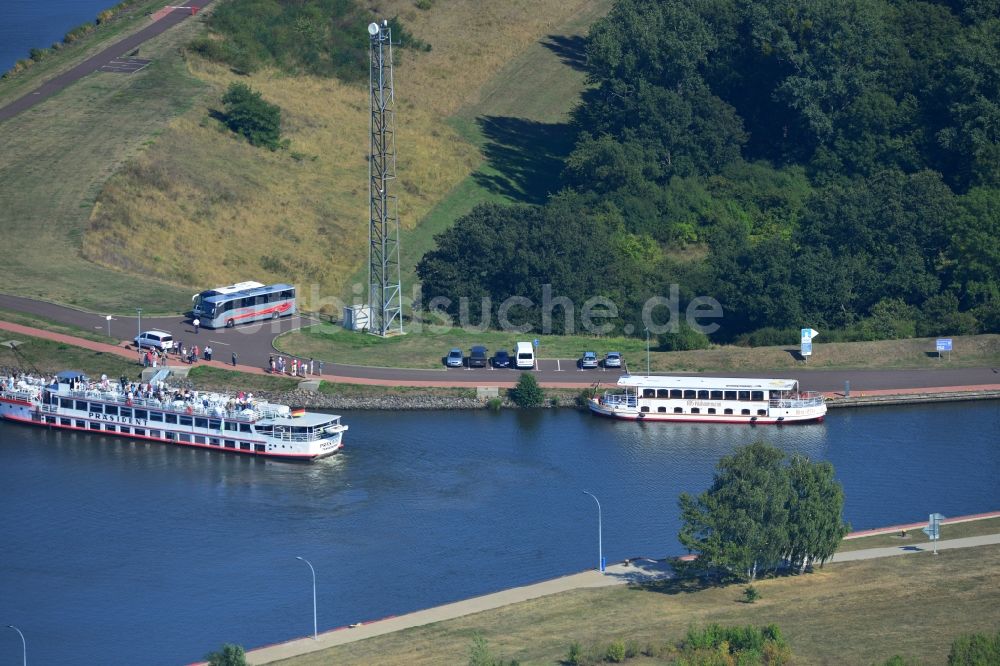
left=936, top=338, right=952, bottom=352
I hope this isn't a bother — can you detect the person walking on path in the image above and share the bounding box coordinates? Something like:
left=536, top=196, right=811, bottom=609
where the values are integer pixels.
left=193, top=318, right=200, bottom=334
left=204, top=345, right=213, bottom=361
left=269, top=355, right=275, bottom=374
left=231, top=351, right=238, bottom=367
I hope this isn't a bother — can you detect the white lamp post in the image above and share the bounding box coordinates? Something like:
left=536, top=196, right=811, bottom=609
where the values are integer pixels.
left=582, top=491, right=604, bottom=572
left=295, top=556, right=318, bottom=640
left=6, top=625, right=25, bottom=666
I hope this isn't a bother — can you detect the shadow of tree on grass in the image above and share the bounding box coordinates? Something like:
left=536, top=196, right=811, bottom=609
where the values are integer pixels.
left=541, top=34, right=588, bottom=72
left=473, top=116, right=577, bottom=205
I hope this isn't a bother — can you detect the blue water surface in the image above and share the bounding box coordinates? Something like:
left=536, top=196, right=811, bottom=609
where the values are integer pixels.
left=0, top=0, right=126, bottom=73
left=0, top=401, right=997, bottom=664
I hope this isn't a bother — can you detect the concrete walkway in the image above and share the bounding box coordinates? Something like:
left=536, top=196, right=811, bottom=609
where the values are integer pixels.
left=241, top=533, right=1000, bottom=665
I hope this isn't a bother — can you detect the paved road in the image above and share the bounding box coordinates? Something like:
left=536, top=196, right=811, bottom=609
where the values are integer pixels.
left=1, top=293, right=998, bottom=389
left=0, top=2, right=213, bottom=123
left=238, top=533, right=1000, bottom=665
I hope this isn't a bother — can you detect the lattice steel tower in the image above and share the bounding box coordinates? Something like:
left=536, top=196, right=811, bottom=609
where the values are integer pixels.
left=367, top=20, right=403, bottom=336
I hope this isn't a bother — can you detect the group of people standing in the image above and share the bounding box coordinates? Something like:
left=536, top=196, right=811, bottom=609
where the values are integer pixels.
left=268, top=355, right=322, bottom=377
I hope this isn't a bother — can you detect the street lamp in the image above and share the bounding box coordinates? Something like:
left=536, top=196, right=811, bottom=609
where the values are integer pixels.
left=645, top=327, right=650, bottom=375
left=295, top=556, right=318, bottom=640
left=136, top=307, right=142, bottom=339
left=582, top=491, right=604, bottom=572
left=6, top=625, right=25, bottom=666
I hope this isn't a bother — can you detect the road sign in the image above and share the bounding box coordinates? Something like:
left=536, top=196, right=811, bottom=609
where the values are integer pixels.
left=800, top=328, right=818, bottom=357
left=936, top=338, right=952, bottom=352
left=923, top=513, right=945, bottom=554
left=533, top=338, right=539, bottom=348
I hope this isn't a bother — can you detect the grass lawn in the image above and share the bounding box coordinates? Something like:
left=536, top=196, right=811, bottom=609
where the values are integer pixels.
left=267, top=543, right=1000, bottom=665
left=0, top=307, right=117, bottom=344
left=0, top=333, right=138, bottom=379
left=276, top=326, right=1000, bottom=372
left=0, top=4, right=208, bottom=313
left=836, top=516, right=1000, bottom=552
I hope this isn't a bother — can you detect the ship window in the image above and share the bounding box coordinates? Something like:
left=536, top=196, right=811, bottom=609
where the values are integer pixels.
left=741, top=409, right=751, bottom=415
left=134, top=428, right=145, bottom=436
left=209, top=419, right=221, bottom=430
left=224, top=421, right=237, bottom=431
left=90, top=422, right=101, bottom=430
left=179, top=434, right=191, bottom=442
left=674, top=407, right=683, bottom=413
left=657, top=406, right=666, bottom=413
left=165, top=432, right=176, bottom=440
left=134, top=409, right=148, bottom=419
left=708, top=408, right=716, bottom=414
left=89, top=403, right=103, bottom=413
left=683, top=390, right=696, bottom=399
left=710, top=390, right=723, bottom=400
left=657, top=389, right=669, bottom=398
left=210, top=438, right=220, bottom=446
left=105, top=405, right=118, bottom=416
left=255, top=444, right=266, bottom=452
left=738, top=391, right=750, bottom=401
left=165, top=413, right=177, bottom=424
left=76, top=400, right=88, bottom=411
left=666, top=389, right=678, bottom=398
left=640, top=406, right=650, bottom=413
left=724, top=391, right=737, bottom=400
left=120, top=407, right=131, bottom=418
left=724, top=408, right=733, bottom=415
left=757, top=409, right=767, bottom=416
left=239, top=424, right=252, bottom=433
left=691, top=408, right=700, bottom=414
left=150, top=411, right=163, bottom=422
left=60, top=418, right=71, bottom=426
left=240, top=443, right=251, bottom=450
left=60, top=398, right=73, bottom=409
left=179, top=415, right=193, bottom=427
left=194, top=436, right=206, bottom=444
left=150, top=430, right=160, bottom=438
left=643, top=389, right=655, bottom=398
left=698, top=390, right=709, bottom=399
left=751, top=391, right=764, bottom=401
left=225, top=440, right=236, bottom=448
left=76, top=420, right=86, bottom=428
left=194, top=417, right=208, bottom=429
left=105, top=424, right=116, bottom=432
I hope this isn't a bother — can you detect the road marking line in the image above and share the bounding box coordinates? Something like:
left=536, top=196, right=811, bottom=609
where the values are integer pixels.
left=209, top=340, right=229, bottom=346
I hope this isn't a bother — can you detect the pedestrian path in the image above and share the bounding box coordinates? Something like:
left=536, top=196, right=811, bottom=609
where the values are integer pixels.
left=240, top=532, right=1000, bottom=665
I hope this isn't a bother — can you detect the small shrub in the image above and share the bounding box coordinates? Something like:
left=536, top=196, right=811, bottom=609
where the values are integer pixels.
left=575, top=388, right=594, bottom=407
left=221, top=82, right=283, bottom=150
left=205, top=643, right=246, bottom=666
left=743, top=585, right=759, bottom=603
left=486, top=397, right=502, bottom=411
left=416, top=0, right=435, bottom=8
left=658, top=322, right=711, bottom=351
left=566, top=641, right=582, bottom=665
left=509, top=372, right=543, bottom=407
left=605, top=639, right=626, bottom=663
left=948, top=631, right=1000, bottom=665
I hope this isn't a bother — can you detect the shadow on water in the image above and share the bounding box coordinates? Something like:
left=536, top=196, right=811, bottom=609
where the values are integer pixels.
left=474, top=116, right=577, bottom=204
left=541, top=34, right=588, bottom=72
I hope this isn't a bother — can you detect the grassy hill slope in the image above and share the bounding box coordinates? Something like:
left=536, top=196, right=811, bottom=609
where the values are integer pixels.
left=83, top=0, right=611, bottom=312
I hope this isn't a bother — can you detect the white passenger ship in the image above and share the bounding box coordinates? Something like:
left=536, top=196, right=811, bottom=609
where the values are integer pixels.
left=588, top=375, right=826, bottom=424
left=0, top=370, right=347, bottom=460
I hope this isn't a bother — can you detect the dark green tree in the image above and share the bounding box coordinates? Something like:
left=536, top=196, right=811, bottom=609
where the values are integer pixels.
left=679, top=442, right=791, bottom=581
left=222, top=82, right=283, bottom=150
left=784, top=455, right=849, bottom=572
left=509, top=373, right=544, bottom=408
left=947, top=631, right=1000, bottom=665
left=206, top=643, right=247, bottom=666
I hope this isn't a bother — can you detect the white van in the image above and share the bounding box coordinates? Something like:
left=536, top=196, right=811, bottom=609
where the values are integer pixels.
left=514, top=341, right=535, bottom=369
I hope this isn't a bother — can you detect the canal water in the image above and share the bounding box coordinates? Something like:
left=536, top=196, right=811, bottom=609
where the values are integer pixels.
left=1, top=1, right=122, bottom=74
left=0, top=401, right=997, bottom=665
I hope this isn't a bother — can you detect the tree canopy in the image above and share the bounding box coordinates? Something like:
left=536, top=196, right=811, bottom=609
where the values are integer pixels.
left=679, top=441, right=848, bottom=581
left=418, top=0, right=1000, bottom=342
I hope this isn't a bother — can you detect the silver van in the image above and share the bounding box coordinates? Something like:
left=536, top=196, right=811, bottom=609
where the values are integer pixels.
left=134, top=330, right=174, bottom=351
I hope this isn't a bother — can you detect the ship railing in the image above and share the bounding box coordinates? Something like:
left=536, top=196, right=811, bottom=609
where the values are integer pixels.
left=61, top=387, right=262, bottom=421
left=600, top=392, right=637, bottom=408
left=769, top=392, right=825, bottom=409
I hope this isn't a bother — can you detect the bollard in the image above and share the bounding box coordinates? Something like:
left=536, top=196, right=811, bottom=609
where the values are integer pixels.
left=845, top=380, right=850, bottom=398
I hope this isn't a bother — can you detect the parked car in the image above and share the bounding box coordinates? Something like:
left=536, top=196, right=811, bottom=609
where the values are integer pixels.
left=492, top=350, right=511, bottom=368
left=604, top=351, right=622, bottom=368
left=469, top=345, right=489, bottom=368
left=446, top=348, right=464, bottom=368
left=579, top=351, right=599, bottom=369
left=134, top=330, right=174, bottom=351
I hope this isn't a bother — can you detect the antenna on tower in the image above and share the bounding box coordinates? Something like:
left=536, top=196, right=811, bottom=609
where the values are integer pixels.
left=367, top=19, right=403, bottom=337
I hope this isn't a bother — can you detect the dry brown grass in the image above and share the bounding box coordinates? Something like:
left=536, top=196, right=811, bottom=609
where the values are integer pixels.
left=270, top=544, right=1000, bottom=665
left=83, top=0, right=606, bottom=309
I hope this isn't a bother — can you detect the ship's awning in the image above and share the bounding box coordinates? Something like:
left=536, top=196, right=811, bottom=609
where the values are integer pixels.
left=617, top=375, right=798, bottom=392
left=55, top=370, right=88, bottom=383
left=261, top=413, right=342, bottom=427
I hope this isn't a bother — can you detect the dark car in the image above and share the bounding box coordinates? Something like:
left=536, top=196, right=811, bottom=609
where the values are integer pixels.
left=469, top=345, right=489, bottom=368
left=492, top=350, right=511, bottom=368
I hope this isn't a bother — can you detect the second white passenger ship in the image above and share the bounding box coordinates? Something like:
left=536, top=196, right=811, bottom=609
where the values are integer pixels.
left=588, top=375, right=826, bottom=424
